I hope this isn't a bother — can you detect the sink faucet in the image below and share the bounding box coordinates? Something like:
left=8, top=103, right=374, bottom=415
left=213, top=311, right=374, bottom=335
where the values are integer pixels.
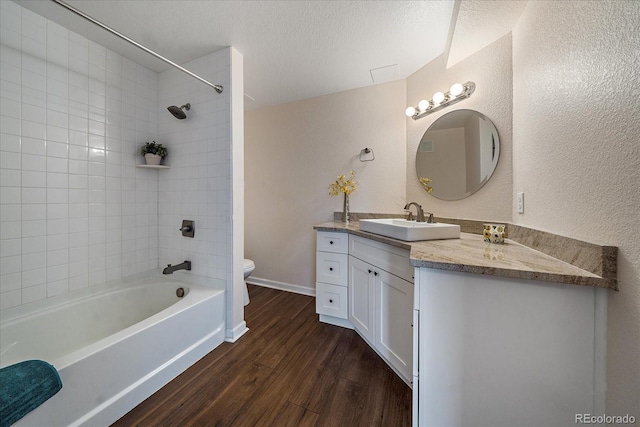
left=404, top=202, right=434, bottom=223
left=163, top=260, right=191, bottom=275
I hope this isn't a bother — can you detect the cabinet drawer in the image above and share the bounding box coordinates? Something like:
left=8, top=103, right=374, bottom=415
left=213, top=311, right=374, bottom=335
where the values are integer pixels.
left=317, top=231, right=349, bottom=254
left=316, top=252, right=348, bottom=286
left=316, top=282, right=348, bottom=319
left=349, top=235, right=413, bottom=283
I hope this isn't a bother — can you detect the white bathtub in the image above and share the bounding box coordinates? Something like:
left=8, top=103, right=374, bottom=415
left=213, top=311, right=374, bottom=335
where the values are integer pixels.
left=0, top=273, right=225, bottom=426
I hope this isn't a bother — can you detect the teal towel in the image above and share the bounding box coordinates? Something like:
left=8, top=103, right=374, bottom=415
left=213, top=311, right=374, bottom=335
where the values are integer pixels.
left=0, top=360, right=62, bottom=427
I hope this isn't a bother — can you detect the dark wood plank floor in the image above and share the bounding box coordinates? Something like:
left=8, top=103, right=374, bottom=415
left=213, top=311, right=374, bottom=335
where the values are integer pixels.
left=112, top=285, right=412, bottom=426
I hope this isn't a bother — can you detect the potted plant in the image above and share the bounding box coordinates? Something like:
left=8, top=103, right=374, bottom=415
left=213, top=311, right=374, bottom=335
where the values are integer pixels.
left=140, top=141, right=167, bottom=165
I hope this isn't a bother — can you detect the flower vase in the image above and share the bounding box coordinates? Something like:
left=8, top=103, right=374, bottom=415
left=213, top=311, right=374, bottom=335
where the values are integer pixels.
left=342, top=193, right=350, bottom=223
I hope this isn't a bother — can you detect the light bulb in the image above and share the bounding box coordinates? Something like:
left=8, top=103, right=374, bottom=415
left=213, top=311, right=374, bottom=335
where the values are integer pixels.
left=450, top=83, right=464, bottom=97
left=418, top=99, right=430, bottom=112
left=432, top=91, right=445, bottom=105
left=405, top=106, right=416, bottom=117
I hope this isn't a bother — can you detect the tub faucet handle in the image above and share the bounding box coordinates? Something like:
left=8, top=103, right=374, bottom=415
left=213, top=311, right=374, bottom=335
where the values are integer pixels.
left=180, top=220, right=195, bottom=237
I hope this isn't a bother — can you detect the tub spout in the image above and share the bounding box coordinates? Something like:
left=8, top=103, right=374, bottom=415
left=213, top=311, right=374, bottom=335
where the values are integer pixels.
left=163, top=260, right=191, bottom=274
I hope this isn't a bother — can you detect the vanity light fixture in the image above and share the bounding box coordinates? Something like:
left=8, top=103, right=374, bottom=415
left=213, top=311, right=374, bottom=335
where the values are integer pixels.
left=406, top=81, right=476, bottom=120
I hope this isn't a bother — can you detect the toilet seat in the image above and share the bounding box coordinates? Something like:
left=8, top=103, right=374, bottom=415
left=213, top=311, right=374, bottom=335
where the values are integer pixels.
left=243, top=259, right=255, bottom=274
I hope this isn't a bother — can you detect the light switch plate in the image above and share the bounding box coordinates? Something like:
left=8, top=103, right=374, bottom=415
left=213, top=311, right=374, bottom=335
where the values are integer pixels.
left=517, top=192, right=524, bottom=214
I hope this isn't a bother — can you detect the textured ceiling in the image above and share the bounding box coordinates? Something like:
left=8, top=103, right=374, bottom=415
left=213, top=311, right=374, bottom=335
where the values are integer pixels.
left=447, top=0, right=527, bottom=68
left=18, top=0, right=455, bottom=110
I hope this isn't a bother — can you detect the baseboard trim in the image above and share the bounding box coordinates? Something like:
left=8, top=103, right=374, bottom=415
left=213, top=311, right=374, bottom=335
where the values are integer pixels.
left=226, top=321, right=249, bottom=343
left=247, top=277, right=315, bottom=297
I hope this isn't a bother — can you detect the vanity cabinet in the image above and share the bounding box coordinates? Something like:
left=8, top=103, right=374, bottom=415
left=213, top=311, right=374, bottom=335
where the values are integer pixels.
left=349, top=255, right=413, bottom=381
left=348, top=256, right=374, bottom=341
left=316, top=231, right=413, bottom=384
left=348, top=235, right=414, bottom=383
left=412, top=268, right=607, bottom=427
left=315, top=232, right=351, bottom=328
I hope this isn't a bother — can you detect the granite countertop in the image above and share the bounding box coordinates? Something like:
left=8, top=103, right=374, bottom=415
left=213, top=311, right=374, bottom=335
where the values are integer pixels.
left=314, top=220, right=617, bottom=290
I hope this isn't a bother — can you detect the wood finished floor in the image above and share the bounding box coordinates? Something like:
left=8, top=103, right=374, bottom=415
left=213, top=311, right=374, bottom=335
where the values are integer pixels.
left=112, top=285, right=411, bottom=426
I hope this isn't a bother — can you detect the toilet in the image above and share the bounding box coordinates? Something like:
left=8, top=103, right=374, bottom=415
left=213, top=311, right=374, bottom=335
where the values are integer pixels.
left=243, top=259, right=255, bottom=306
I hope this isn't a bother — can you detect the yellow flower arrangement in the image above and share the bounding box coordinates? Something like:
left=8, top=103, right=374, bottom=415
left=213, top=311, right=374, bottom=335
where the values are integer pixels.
left=329, top=170, right=358, bottom=196
left=419, top=177, right=433, bottom=193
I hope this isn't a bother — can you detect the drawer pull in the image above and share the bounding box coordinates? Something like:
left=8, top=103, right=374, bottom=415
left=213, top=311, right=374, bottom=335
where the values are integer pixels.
left=329, top=299, right=333, bottom=303
left=329, top=240, right=334, bottom=245
left=329, top=267, right=333, bottom=271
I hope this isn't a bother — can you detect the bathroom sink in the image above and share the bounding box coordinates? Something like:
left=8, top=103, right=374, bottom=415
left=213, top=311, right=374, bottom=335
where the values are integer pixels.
left=358, top=218, right=461, bottom=241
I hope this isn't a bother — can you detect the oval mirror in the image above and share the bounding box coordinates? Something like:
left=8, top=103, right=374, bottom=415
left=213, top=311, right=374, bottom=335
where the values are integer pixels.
left=415, top=109, right=500, bottom=200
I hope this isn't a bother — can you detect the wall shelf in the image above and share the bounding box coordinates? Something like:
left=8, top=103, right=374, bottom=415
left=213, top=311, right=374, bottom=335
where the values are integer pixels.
left=136, top=164, right=171, bottom=169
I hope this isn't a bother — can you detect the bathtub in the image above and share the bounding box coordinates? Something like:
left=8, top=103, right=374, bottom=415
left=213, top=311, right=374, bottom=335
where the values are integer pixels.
left=0, top=273, right=225, bottom=426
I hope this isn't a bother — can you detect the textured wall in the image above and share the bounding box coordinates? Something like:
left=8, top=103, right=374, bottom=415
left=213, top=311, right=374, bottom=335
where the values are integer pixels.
left=245, top=80, right=406, bottom=292
left=406, top=34, right=513, bottom=222
left=512, top=0, right=640, bottom=415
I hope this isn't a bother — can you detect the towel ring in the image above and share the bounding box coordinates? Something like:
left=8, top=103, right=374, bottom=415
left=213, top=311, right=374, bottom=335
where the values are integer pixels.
left=359, top=147, right=375, bottom=162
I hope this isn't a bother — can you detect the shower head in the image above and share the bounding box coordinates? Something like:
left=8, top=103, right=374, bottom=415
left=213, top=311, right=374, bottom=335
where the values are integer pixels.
left=167, top=103, right=190, bottom=119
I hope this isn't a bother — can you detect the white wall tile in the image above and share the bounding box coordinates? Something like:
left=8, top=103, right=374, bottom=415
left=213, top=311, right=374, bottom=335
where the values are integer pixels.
left=21, top=69, right=46, bottom=92
left=21, top=187, right=45, bottom=204
left=46, top=203, right=68, bottom=219
left=0, top=272, right=21, bottom=293
left=22, top=87, right=46, bottom=108
left=0, top=2, right=224, bottom=314
left=1, top=204, right=21, bottom=222
left=47, top=141, right=68, bottom=158
left=47, top=248, right=68, bottom=266
left=47, top=279, right=68, bottom=297
left=1, top=98, right=21, bottom=119
left=1, top=63, right=22, bottom=85
left=22, top=55, right=45, bottom=76
left=0, top=221, right=21, bottom=239
left=46, top=172, right=68, bottom=188
left=47, top=157, right=68, bottom=174
left=0, top=289, right=21, bottom=309
left=47, top=263, right=68, bottom=282
left=22, top=236, right=46, bottom=254
left=1, top=116, right=21, bottom=135
left=0, top=186, right=20, bottom=204
left=21, top=267, right=46, bottom=287
left=22, top=204, right=46, bottom=221
left=21, top=137, right=45, bottom=156
left=22, top=220, right=46, bottom=238
left=22, top=283, right=46, bottom=304
left=22, top=252, right=46, bottom=271
left=47, top=94, right=68, bottom=114
left=69, top=274, right=88, bottom=291
left=0, top=238, right=21, bottom=257
left=21, top=153, right=45, bottom=171
left=1, top=133, right=21, bottom=153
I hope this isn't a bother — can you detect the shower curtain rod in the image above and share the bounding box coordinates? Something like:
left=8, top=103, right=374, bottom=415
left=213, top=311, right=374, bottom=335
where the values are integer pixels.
left=50, top=0, right=224, bottom=94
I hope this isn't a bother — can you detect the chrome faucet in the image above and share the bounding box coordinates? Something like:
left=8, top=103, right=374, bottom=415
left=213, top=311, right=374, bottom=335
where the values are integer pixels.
left=163, top=260, right=191, bottom=275
left=404, top=202, right=434, bottom=223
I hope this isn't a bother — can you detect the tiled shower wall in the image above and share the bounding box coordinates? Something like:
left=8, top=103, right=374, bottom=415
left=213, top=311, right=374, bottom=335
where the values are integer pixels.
left=158, top=50, right=231, bottom=281
left=0, top=2, right=159, bottom=310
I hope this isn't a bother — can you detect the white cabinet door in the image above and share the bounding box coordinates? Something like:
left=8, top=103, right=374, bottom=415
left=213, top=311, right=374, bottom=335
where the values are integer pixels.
left=348, top=256, right=374, bottom=343
left=375, top=268, right=413, bottom=382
